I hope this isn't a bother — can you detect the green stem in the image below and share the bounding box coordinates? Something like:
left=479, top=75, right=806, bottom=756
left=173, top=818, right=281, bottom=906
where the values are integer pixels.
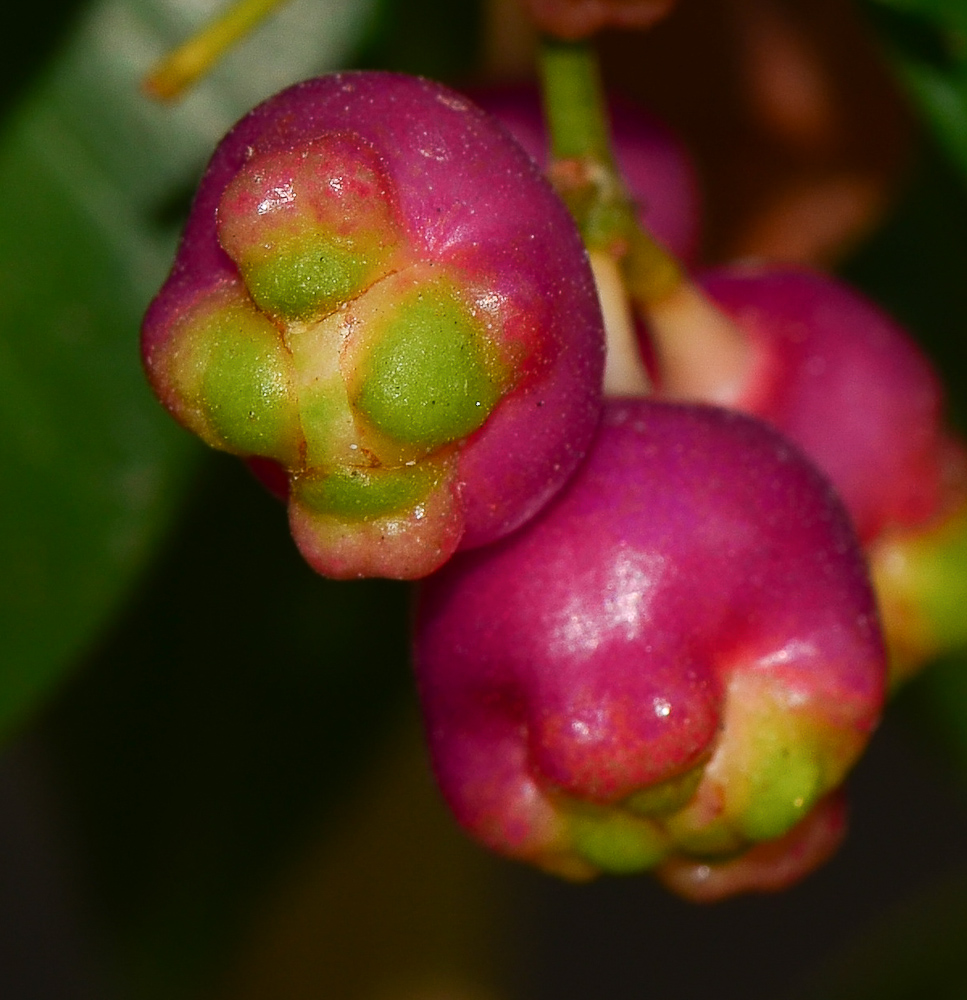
left=537, top=36, right=681, bottom=301
left=539, top=38, right=614, bottom=165
left=537, top=37, right=752, bottom=405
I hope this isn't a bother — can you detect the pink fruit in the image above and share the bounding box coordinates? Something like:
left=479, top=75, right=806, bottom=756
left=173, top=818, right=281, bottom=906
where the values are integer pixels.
left=697, top=264, right=949, bottom=544
left=414, top=399, right=885, bottom=897
left=141, top=72, right=604, bottom=579
left=652, top=264, right=967, bottom=680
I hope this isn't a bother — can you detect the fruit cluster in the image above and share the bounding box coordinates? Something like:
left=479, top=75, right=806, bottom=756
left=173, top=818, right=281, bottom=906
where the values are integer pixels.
left=141, top=66, right=967, bottom=900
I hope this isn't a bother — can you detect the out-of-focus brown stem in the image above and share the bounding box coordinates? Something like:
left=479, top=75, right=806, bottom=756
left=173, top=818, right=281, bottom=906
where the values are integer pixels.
left=598, top=0, right=912, bottom=266
left=523, top=0, right=678, bottom=41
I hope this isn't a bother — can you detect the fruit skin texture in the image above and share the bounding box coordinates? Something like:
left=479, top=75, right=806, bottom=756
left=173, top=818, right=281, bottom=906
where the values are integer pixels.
left=472, top=87, right=702, bottom=264
left=141, top=72, right=604, bottom=580
left=693, top=265, right=967, bottom=680
left=414, top=399, right=886, bottom=898
left=700, top=265, right=947, bottom=544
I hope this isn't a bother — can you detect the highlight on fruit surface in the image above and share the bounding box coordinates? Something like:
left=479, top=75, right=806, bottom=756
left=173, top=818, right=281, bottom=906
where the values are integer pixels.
left=141, top=72, right=605, bottom=580
left=414, top=399, right=886, bottom=899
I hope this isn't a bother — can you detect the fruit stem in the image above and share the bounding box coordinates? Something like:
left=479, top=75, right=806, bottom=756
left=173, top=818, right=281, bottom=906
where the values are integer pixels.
left=538, top=36, right=753, bottom=404
left=590, top=250, right=652, bottom=395
left=538, top=38, right=679, bottom=298
left=143, top=0, right=292, bottom=101
left=539, top=38, right=659, bottom=394
left=540, top=38, right=614, bottom=164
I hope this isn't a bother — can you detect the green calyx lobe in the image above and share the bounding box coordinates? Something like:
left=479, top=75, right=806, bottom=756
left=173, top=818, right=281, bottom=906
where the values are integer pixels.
left=294, top=460, right=447, bottom=522
left=566, top=804, right=667, bottom=874
left=171, top=298, right=300, bottom=464
left=242, top=233, right=392, bottom=322
left=352, top=284, right=506, bottom=452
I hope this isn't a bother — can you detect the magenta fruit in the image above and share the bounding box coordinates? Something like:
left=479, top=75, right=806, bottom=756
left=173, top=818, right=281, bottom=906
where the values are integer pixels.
left=414, top=399, right=886, bottom=898
left=587, top=104, right=967, bottom=679
left=141, top=72, right=604, bottom=579
left=696, top=265, right=950, bottom=544
left=674, top=264, right=967, bottom=680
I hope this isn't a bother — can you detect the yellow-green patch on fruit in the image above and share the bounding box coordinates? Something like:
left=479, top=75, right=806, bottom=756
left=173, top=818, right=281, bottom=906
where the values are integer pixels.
left=166, top=294, right=300, bottom=464
left=352, top=283, right=506, bottom=452
left=707, top=673, right=828, bottom=843
left=241, top=234, right=393, bottom=322
left=871, top=503, right=967, bottom=684
left=287, top=453, right=463, bottom=580
left=294, top=460, right=447, bottom=522
left=217, top=136, right=408, bottom=322
left=737, top=728, right=823, bottom=841
left=624, top=764, right=704, bottom=818
left=565, top=802, right=668, bottom=874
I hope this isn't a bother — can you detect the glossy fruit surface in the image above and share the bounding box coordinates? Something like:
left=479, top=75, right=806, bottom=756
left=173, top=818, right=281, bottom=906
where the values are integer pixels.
left=415, top=399, right=886, bottom=897
left=142, top=72, right=604, bottom=579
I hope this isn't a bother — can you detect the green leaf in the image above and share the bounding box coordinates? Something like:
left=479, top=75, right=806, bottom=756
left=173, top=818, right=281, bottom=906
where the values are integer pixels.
left=0, top=0, right=376, bottom=740
left=864, top=0, right=967, bottom=182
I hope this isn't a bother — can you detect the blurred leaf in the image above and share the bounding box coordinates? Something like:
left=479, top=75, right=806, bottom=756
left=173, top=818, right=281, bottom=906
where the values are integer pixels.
left=840, top=144, right=967, bottom=417
left=864, top=0, right=967, bottom=183
left=42, top=454, right=413, bottom=998
left=0, top=0, right=376, bottom=742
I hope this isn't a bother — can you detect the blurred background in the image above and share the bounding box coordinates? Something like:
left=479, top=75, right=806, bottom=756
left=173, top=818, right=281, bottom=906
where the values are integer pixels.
left=5, top=0, right=967, bottom=996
